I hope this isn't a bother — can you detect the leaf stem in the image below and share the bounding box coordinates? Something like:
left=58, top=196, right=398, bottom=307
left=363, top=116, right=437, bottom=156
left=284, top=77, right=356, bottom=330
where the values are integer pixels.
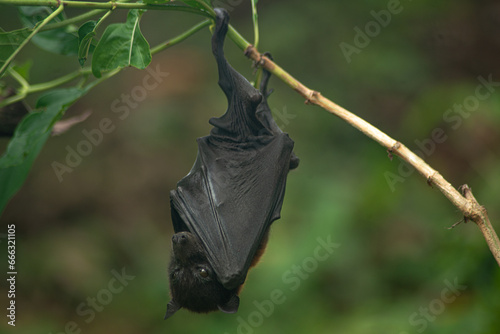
left=0, top=4, right=64, bottom=78
left=28, top=69, right=86, bottom=94
left=8, top=67, right=29, bottom=89
left=0, top=92, right=27, bottom=107
left=84, top=67, right=119, bottom=91
left=0, top=69, right=86, bottom=108
left=251, top=0, right=259, bottom=49
left=94, top=7, right=114, bottom=31
left=151, top=19, right=211, bottom=55
left=41, top=9, right=105, bottom=31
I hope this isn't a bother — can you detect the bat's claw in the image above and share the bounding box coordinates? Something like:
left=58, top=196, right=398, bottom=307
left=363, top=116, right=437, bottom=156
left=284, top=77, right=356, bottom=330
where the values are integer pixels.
left=259, top=52, right=274, bottom=97
left=289, top=153, right=300, bottom=170
left=263, top=52, right=273, bottom=62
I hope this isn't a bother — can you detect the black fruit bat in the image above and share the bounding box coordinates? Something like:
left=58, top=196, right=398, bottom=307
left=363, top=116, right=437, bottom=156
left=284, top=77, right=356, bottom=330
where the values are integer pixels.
left=165, top=8, right=299, bottom=319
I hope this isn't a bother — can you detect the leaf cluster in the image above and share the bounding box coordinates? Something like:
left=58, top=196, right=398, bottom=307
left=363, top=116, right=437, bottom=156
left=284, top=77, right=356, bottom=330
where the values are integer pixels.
left=0, top=0, right=220, bottom=215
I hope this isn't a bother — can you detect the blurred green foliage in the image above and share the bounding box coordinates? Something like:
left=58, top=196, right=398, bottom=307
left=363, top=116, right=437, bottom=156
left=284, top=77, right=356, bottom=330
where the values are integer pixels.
left=1, top=0, right=500, bottom=333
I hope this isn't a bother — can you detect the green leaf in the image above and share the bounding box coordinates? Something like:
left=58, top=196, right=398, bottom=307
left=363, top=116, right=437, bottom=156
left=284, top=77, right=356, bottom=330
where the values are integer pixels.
left=17, top=6, right=79, bottom=56
left=34, top=28, right=79, bottom=56
left=0, top=28, right=31, bottom=70
left=78, top=20, right=97, bottom=67
left=0, top=87, right=85, bottom=215
left=0, top=87, right=85, bottom=168
left=0, top=132, right=49, bottom=215
left=91, top=10, right=152, bottom=78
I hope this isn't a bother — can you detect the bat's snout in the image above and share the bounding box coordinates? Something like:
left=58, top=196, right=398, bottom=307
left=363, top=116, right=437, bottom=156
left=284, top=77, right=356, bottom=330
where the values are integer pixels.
left=172, top=232, right=190, bottom=244
left=171, top=232, right=205, bottom=262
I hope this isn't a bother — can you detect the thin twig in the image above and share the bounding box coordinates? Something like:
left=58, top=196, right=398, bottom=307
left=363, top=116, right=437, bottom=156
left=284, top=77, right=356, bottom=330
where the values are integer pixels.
left=244, top=45, right=500, bottom=266
left=41, top=9, right=105, bottom=31
left=150, top=19, right=211, bottom=55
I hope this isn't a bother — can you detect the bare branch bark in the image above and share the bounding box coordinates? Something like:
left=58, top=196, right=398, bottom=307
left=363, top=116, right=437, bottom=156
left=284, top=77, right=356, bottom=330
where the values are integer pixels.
left=245, top=45, right=500, bottom=266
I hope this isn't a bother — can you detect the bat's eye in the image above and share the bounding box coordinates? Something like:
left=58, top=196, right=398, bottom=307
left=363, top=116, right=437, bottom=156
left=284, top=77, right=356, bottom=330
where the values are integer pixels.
left=199, top=268, right=209, bottom=278
left=170, top=269, right=180, bottom=280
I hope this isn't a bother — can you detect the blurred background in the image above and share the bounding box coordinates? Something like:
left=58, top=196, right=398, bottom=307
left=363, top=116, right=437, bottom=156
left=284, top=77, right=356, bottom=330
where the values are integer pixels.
left=1, top=0, right=500, bottom=333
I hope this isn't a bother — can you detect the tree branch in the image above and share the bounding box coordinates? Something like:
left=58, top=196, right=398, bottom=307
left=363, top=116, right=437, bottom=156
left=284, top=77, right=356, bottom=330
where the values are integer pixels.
left=0, top=0, right=213, bottom=17
left=244, top=45, right=500, bottom=267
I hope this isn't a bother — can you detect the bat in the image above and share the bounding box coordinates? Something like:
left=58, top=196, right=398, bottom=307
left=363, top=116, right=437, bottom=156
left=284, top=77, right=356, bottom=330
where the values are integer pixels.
left=165, top=8, right=299, bottom=319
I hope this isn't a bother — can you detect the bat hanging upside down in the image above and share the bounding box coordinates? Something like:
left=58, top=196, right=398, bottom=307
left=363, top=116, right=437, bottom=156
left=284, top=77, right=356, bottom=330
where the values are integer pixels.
left=165, top=8, right=299, bottom=319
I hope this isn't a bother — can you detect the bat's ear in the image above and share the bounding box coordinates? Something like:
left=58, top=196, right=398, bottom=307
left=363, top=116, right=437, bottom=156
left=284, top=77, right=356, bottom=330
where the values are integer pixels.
left=218, top=294, right=240, bottom=314
left=164, top=299, right=181, bottom=320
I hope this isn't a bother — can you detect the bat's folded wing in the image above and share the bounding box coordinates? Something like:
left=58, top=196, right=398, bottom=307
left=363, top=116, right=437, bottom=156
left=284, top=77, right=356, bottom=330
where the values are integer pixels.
left=170, top=134, right=294, bottom=290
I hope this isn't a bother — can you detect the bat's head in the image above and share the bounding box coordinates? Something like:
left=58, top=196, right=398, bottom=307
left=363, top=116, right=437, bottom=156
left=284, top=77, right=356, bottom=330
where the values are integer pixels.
left=165, top=231, right=240, bottom=319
